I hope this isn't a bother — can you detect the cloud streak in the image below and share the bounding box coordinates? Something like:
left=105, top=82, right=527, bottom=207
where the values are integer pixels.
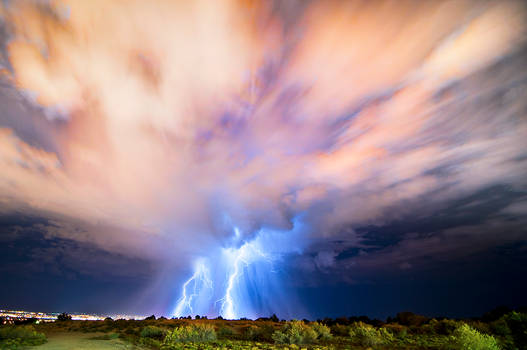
left=0, top=0, right=526, bottom=316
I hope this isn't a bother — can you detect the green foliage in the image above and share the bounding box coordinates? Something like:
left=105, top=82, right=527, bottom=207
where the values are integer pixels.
left=272, top=320, right=319, bottom=344
left=330, top=323, right=349, bottom=336
left=139, top=337, right=162, bottom=348
left=384, top=323, right=408, bottom=338
left=452, top=323, right=500, bottom=350
left=124, top=326, right=140, bottom=336
left=504, top=311, right=527, bottom=350
left=242, top=324, right=275, bottom=342
left=217, top=326, right=235, bottom=339
left=435, top=319, right=461, bottom=336
left=420, top=318, right=461, bottom=336
left=489, top=318, right=515, bottom=350
left=141, top=325, right=166, bottom=339
left=8, top=310, right=523, bottom=350
left=348, top=322, right=393, bottom=347
left=163, top=323, right=217, bottom=345
left=244, top=325, right=261, bottom=341
left=0, top=338, right=27, bottom=350
left=310, top=322, right=332, bottom=341
left=0, top=326, right=47, bottom=349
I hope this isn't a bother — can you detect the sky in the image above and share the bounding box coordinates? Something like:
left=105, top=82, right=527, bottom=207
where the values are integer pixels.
left=0, top=0, right=526, bottom=320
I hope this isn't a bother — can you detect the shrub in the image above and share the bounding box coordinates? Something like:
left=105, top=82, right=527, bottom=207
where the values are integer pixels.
left=311, top=322, right=332, bottom=341
left=349, top=322, right=393, bottom=347
left=244, top=325, right=260, bottom=340
left=452, top=323, right=500, bottom=350
left=163, top=323, right=216, bottom=344
left=395, top=312, right=429, bottom=327
left=272, top=320, right=318, bottom=344
left=141, top=325, right=165, bottom=339
left=217, top=326, right=235, bottom=339
left=242, top=324, right=274, bottom=341
left=436, top=319, right=461, bottom=336
left=488, top=318, right=515, bottom=350
left=0, top=325, right=47, bottom=346
left=505, top=311, right=527, bottom=349
left=384, top=323, right=407, bottom=337
left=330, top=323, right=349, bottom=336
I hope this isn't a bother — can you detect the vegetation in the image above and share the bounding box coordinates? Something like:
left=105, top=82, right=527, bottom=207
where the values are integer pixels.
left=56, top=312, right=72, bottom=322
left=141, top=325, right=166, bottom=339
left=272, top=320, right=318, bottom=344
left=349, top=321, right=394, bottom=347
left=0, top=325, right=47, bottom=350
left=451, top=323, right=500, bottom=350
left=163, top=323, right=217, bottom=346
left=1, top=307, right=526, bottom=350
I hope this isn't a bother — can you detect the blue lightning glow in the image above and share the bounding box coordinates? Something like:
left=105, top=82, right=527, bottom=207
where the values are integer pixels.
left=171, top=217, right=307, bottom=319
left=172, top=259, right=213, bottom=317
left=220, top=248, right=243, bottom=319
left=219, top=237, right=270, bottom=319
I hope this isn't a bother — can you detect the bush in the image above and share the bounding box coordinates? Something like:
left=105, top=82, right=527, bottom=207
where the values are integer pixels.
left=163, top=323, right=216, bottom=345
left=0, top=325, right=47, bottom=347
left=395, top=312, right=429, bottom=327
left=452, top=323, right=500, bottom=350
left=330, top=323, right=349, bottom=336
left=505, top=311, right=527, bottom=349
left=384, top=323, right=408, bottom=338
left=311, top=322, right=332, bottom=341
left=217, top=326, right=235, bottom=339
left=141, top=325, right=165, bottom=339
left=242, top=324, right=274, bottom=342
left=244, top=325, right=261, bottom=341
left=272, top=320, right=318, bottom=344
left=349, top=322, right=393, bottom=347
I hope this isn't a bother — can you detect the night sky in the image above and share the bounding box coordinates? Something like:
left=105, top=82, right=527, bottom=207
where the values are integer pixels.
left=0, top=0, right=526, bottom=320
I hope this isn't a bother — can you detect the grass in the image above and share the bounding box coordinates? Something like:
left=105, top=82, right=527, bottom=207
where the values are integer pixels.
left=90, top=332, right=120, bottom=340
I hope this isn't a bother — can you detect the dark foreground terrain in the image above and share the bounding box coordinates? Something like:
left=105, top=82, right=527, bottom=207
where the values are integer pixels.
left=1, top=308, right=526, bottom=350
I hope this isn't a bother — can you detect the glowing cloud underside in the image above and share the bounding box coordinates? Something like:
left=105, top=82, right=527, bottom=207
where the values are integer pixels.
left=0, top=0, right=526, bottom=319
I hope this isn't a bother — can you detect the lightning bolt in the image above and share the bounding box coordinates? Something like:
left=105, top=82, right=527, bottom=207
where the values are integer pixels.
left=173, top=226, right=277, bottom=319
left=219, top=247, right=245, bottom=319
left=219, top=230, right=271, bottom=319
left=173, top=259, right=212, bottom=317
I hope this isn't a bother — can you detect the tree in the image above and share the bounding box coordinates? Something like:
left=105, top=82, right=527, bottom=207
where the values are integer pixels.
left=56, top=313, right=72, bottom=322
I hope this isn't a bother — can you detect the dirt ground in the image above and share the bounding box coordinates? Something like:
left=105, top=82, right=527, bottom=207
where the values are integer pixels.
left=33, top=332, right=145, bottom=350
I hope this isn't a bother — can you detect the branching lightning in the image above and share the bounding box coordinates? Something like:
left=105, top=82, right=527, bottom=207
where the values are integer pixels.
left=172, top=260, right=212, bottom=317
left=219, top=247, right=244, bottom=319
left=219, top=233, right=271, bottom=319
left=171, top=224, right=290, bottom=319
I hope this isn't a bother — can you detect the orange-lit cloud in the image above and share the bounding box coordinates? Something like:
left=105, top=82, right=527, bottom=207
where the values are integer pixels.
left=0, top=0, right=526, bottom=264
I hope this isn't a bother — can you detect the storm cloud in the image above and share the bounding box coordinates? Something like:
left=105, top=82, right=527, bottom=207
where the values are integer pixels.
left=0, top=0, right=526, bottom=318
